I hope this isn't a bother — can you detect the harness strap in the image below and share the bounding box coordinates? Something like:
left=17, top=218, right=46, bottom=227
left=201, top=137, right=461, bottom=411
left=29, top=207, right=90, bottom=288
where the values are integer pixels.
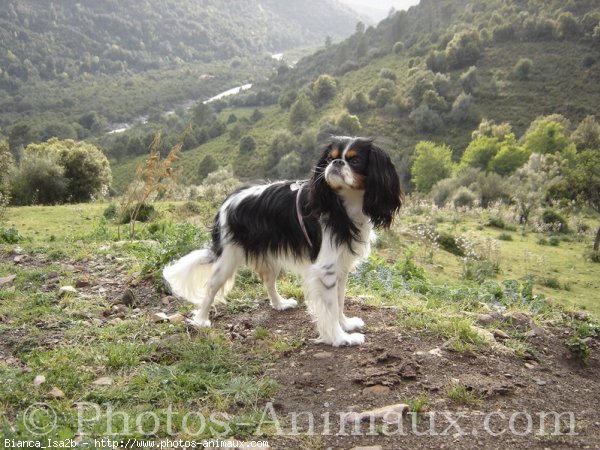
left=295, top=182, right=314, bottom=248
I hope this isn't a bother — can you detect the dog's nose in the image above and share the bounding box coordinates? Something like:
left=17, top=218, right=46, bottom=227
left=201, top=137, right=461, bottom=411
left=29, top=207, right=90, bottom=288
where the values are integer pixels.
left=332, top=159, right=345, bottom=166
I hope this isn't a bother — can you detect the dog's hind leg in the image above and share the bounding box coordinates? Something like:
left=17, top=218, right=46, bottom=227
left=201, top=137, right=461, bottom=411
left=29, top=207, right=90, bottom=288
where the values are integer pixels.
left=259, top=265, right=298, bottom=311
left=189, top=246, right=240, bottom=327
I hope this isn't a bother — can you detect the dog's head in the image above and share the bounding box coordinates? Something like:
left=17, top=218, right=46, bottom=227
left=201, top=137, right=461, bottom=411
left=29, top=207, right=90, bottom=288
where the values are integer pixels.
left=310, top=136, right=402, bottom=229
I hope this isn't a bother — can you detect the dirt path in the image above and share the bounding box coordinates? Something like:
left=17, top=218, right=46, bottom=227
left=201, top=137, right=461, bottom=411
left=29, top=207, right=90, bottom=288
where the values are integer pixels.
left=3, top=250, right=599, bottom=449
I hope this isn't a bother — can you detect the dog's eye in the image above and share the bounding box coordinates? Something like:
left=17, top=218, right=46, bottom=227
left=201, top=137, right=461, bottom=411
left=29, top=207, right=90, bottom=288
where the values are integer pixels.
left=348, top=158, right=360, bottom=166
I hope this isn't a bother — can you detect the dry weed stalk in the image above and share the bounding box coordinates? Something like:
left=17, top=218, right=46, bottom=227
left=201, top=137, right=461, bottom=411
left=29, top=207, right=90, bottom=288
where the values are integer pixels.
left=120, top=128, right=188, bottom=238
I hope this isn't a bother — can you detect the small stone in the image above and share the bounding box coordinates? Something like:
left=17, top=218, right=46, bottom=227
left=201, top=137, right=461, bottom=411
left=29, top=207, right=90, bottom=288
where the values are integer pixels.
left=350, top=447, right=383, bottom=450
left=108, top=318, right=123, bottom=325
left=362, top=385, right=391, bottom=396
left=121, top=288, right=137, bottom=307
left=47, top=387, right=65, bottom=399
left=476, top=314, right=495, bottom=326
left=33, top=375, right=46, bottom=386
left=502, top=311, right=530, bottom=328
left=428, top=347, right=443, bottom=357
left=161, top=296, right=175, bottom=305
left=535, top=379, right=547, bottom=386
left=344, top=404, right=409, bottom=424
left=493, top=329, right=509, bottom=340
left=58, top=286, right=77, bottom=297
left=525, top=326, right=545, bottom=339
left=475, top=328, right=496, bottom=343
left=167, top=313, right=186, bottom=323
left=326, top=387, right=336, bottom=392
left=302, top=372, right=312, bottom=377
left=153, top=312, right=169, bottom=323
left=0, top=274, right=17, bottom=287
left=524, top=363, right=536, bottom=369
left=314, top=351, right=333, bottom=359
left=92, top=377, right=113, bottom=386
left=75, top=279, right=92, bottom=288
left=13, top=255, right=27, bottom=263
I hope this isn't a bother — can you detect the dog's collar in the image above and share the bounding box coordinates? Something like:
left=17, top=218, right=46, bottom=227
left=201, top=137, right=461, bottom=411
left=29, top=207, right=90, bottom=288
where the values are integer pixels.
left=293, top=181, right=313, bottom=248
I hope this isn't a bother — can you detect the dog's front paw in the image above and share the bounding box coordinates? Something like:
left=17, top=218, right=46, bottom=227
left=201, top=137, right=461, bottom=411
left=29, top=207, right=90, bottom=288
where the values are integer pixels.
left=333, top=332, right=365, bottom=347
left=273, top=298, right=298, bottom=311
left=185, top=313, right=211, bottom=328
left=341, top=316, right=365, bottom=332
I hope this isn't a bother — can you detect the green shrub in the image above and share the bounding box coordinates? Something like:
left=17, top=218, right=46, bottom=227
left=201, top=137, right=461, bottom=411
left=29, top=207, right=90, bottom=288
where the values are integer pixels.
left=119, top=203, right=157, bottom=224
left=452, top=186, right=477, bottom=208
left=437, top=232, right=465, bottom=256
left=541, top=209, right=569, bottom=233
left=566, top=336, right=590, bottom=364
left=537, top=237, right=548, bottom=246
left=379, top=68, right=397, bottom=81
left=540, top=277, right=560, bottom=289
left=409, top=104, right=443, bottom=132
left=103, top=203, right=118, bottom=220
left=513, top=58, right=533, bottom=81
left=497, top=233, right=513, bottom=241
left=178, top=201, right=202, bottom=215
left=10, top=155, right=68, bottom=206
left=239, top=135, right=256, bottom=153
left=0, top=227, right=23, bottom=244
left=487, top=217, right=505, bottom=229
left=549, top=236, right=560, bottom=246
left=393, top=41, right=405, bottom=54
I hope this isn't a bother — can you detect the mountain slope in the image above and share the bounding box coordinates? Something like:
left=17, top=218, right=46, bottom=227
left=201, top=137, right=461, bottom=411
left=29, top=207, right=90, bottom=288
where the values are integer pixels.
left=111, top=0, right=600, bottom=189
left=0, top=0, right=359, bottom=85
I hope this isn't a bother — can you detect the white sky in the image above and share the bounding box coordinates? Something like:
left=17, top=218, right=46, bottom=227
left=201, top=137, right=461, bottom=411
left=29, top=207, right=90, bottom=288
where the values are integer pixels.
left=338, top=0, right=421, bottom=23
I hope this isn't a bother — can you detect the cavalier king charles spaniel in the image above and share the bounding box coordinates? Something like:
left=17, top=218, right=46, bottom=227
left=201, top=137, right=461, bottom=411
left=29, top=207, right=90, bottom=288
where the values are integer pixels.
left=163, top=136, right=401, bottom=346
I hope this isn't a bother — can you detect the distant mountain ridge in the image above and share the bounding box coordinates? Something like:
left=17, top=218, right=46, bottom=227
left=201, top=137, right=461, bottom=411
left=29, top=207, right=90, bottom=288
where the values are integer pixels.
left=0, top=0, right=360, bottom=85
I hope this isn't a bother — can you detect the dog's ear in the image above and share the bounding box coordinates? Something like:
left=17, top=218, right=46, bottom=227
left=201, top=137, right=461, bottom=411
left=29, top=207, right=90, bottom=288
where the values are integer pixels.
left=308, top=141, right=336, bottom=217
left=363, top=143, right=402, bottom=229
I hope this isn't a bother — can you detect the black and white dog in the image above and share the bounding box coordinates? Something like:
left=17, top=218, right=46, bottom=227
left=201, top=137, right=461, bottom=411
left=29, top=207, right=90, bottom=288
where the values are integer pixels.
left=163, top=136, right=401, bottom=346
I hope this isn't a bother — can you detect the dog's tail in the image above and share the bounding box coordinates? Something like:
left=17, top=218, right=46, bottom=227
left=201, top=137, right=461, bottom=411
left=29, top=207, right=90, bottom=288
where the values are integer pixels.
left=162, top=249, right=234, bottom=306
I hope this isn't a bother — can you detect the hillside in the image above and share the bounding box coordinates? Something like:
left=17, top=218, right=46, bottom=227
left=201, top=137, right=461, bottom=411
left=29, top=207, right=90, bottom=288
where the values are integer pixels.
left=0, top=0, right=360, bottom=138
left=0, top=0, right=359, bottom=84
left=108, top=0, right=600, bottom=192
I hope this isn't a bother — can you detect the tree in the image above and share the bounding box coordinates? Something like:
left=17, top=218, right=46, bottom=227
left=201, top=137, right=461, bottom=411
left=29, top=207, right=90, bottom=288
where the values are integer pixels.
left=266, top=131, right=298, bottom=177
left=343, top=91, right=371, bottom=114
left=557, top=12, right=580, bottom=39
left=22, top=138, right=112, bottom=202
left=445, top=30, right=482, bottom=69
left=411, top=141, right=454, bottom=192
left=449, top=92, right=476, bottom=123
left=522, top=120, right=575, bottom=157
left=197, top=155, right=218, bottom=182
left=409, top=104, right=443, bottom=132
left=10, top=154, right=67, bottom=205
left=552, top=149, right=600, bottom=254
left=289, top=94, right=315, bottom=129
left=509, top=153, right=563, bottom=226
left=239, top=135, right=256, bottom=153
left=489, top=135, right=530, bottom=175
left=0, top=140, right=15, bottom=197
left=461, top=136, right=500, bottom=171
left=513, top=58, right=533, bottom=80
left=337, top=113, right=361, bottom=135
left=312, top=74, right=337, bottom=107
left=192, top=102, right=213, bottom=126
left=571, top=115, right=600, bottom=151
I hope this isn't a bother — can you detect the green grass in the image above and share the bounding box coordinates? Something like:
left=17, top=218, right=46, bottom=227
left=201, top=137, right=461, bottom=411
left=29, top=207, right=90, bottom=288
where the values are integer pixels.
left=447, top=382, right=482, bottom=406
left=1, top=195, right=599, bottom=440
